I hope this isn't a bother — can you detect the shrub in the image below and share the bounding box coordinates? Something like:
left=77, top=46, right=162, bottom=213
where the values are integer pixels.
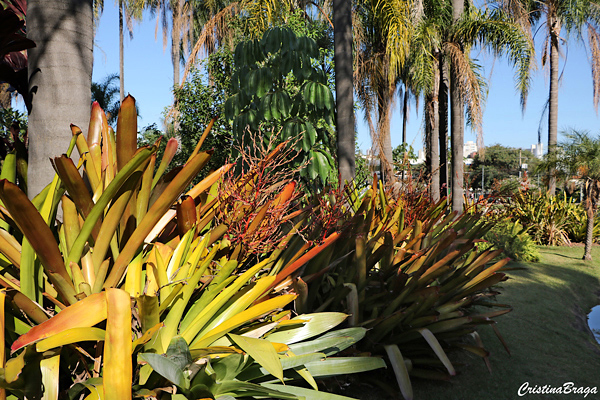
left=482, top=220, right=540, bottom=262
left=271, top=181, right=513, bottom=398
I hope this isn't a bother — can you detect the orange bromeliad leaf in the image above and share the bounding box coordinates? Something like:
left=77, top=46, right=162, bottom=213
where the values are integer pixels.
left=176, top=195, right=197, bottom=237
left=11, top=292, right=108, bottom=352
left=0, top=180, right=75, bottom=302
left=272, top=182, right=296, bottom=208
left=270, top=232, right=340, bottom=290
left=116, top=95, right=138, bottom=173
left=103, top=289, right=132, bottom=400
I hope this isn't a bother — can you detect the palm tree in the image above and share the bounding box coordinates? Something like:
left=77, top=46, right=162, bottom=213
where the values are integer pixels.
left=27, top=0, right=94, bottom=199
left=354, top=0, right=413, bottom=184
left=91, top=73, right=121, bottom=125
left=447, top=7, right=533, bottom=212
left=500, top=0, right=600, bottom=195
left=539, top=130, right=600, bottom=261
left=407, top=0, right=532, bottom=208
left=135, top=0, right=194, bottom=87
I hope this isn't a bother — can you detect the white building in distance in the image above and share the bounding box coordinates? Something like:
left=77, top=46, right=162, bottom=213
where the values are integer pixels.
left=531, top=143, right=544, bottom=159
left=464, top=141, right=477, bottom=158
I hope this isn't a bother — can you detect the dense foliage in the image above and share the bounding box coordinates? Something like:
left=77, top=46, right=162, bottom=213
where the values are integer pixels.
left=469, top=144, right=541, bottom=190
left=0, top=100, right=386, bottom=400
left=481, top=220, right=540, bottom=262
left=225, top=27, right=336, bottom=182
left=173, top=49, right=234, bottom=181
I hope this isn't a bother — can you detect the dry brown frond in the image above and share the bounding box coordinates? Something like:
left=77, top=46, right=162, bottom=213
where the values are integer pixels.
left=588, top=24, right=600, bottom=112
left=498, top=0, right=533, bottom=41
left=180, top=3, right=240, bottom=87
left=444, top=41, right=484, bottom=151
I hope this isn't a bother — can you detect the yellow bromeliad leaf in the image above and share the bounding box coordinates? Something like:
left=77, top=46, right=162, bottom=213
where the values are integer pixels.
left=40, top=350, right=61, bottom=400
left=197, top=276, right=277, bottom=338
left=103, top=288, right=132, bottom=400
left=83, top=384, right=104, bottom=400
left=36, top=328, right=106, bottom=353
left=180, top=260, right=272, bottom=344
left=11, top=292, right=108, bottom=352
left=229, top=334, right=284, bottom=382
left=190, top=294, right=296, bottom=349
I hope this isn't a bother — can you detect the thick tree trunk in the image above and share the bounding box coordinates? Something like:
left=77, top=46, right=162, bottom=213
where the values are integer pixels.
left=548, top=17, right=561, bottom=196
left=333, top=0, right=355, bottom=184
left=450, top=0, right=464, bottom=213
left=27, top=0, right=93, bottom=199
left=119, top=0, right=125, bottom=103
left=439, top=53, right=449, bottom=198
left=450, top=69, right=464, bottom=214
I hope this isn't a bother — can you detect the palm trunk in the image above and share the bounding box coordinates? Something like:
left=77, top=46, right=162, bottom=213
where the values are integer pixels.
left=583, top=183, right=594, bottom=261
left=450, top=68, right=464, bottom=213
left=439, top=53, right=449, bottom=198
left=402, top=88, right=408, bottom=145
left=378, top=84, right=395, bottom=184
left=548, top=17, right=560, bottom=195
left=450, top=0, right=464, bottom=213
left=172, top=0, right=183, bottom=87
left=27, top=0, right=93, bottom=199
left=119, top=0, right=125, bottom=103
left=333, top=0, right=356, bottom=184
left=426, top=55, right=440, bottom=202
left=583, top=206, right=594, bottom=261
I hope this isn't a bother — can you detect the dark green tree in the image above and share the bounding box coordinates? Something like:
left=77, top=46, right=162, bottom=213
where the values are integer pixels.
left=225, top=27, right=336, bottom=182
left=470, top=144, right=540, bottom=190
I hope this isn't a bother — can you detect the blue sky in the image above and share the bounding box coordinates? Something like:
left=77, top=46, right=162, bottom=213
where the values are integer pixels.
left=93, top=2, right=600, bottom=153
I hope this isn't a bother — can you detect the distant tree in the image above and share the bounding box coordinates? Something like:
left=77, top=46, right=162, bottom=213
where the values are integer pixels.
left=470, top=144, right=540, bottom=190
left=500, top=0, right=600, bottom=195
left=538, top=130, right=600, bottom=261
left=173, top=50, right=232, bottom=182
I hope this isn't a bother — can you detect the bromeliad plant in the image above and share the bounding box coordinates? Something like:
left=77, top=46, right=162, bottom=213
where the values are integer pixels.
left=0, top=98, right=384, bottom=399
left=273, top=179, right=513, bottom=399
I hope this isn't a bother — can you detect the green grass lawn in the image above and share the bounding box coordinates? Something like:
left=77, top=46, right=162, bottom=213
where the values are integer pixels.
left=347, top=246, right=600, bottom=400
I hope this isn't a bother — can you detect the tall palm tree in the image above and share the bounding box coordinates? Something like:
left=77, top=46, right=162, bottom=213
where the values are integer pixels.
left=27, top=0, right=94, bottom=199
left=354, top=0, right=413, bottom=183
left=407, top=0, right=532, bottom=208
left=500, top=0, right=600, bottom=195
left=136, top=0, right=194, bottom=87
